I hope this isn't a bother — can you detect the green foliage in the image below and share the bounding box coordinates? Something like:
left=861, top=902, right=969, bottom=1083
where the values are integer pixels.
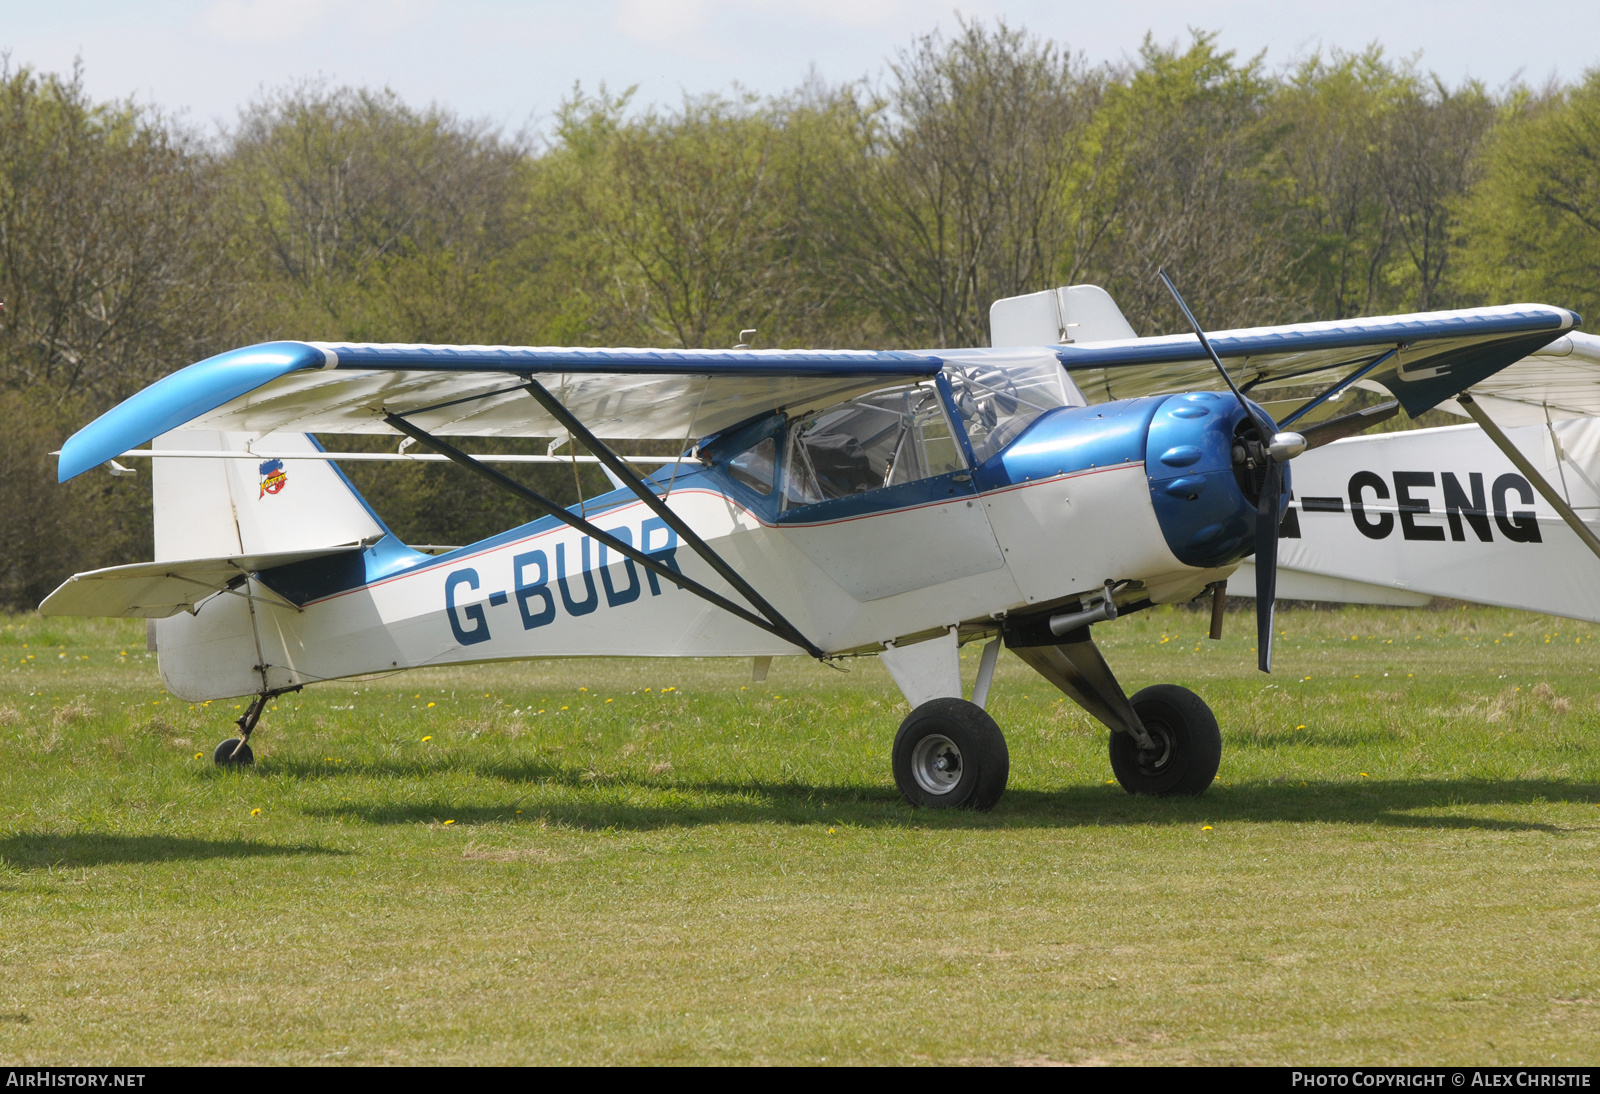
left=1457, top=72, right=1600, bottom=320
left=0, top=27, right=1593, bottom=601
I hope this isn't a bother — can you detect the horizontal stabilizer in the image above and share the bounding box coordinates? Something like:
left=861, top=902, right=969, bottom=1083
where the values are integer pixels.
left=39, top=544, right=366, bottom=619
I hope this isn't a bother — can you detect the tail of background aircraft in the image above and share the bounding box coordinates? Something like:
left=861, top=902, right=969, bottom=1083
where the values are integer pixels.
left=150, top=431, right=390, bottom=700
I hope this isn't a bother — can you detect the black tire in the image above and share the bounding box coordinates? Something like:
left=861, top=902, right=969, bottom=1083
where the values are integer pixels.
left=213, top=738, right=254, bottom=767
left=892, top=698, right=1009, bottom=810
left=1108, top=684, right=1220, bottom=796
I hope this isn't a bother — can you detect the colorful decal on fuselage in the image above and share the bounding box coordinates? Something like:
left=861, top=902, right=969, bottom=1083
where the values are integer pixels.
left=258, top=458, right=287, bottom=498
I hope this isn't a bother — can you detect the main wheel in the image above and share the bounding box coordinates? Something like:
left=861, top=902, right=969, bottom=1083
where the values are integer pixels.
left=892, top=698, right=1009, bottom=810
left=213, top=738, right=254, bottom=766
left=1109, top=684, right=1220, bottom=796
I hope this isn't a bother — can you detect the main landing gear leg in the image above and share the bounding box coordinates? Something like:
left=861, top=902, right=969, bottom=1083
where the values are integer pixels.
left=1009, top=628, right=1221, bottom=796
left=213, top=685, right=302, bottom=767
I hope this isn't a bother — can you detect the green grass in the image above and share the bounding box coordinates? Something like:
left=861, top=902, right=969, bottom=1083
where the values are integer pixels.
left=2, top=604, right=1599, bottom=1064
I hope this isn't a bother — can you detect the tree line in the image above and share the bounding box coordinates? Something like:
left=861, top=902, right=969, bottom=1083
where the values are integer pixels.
left=2, top=22, right=1598, bottom=607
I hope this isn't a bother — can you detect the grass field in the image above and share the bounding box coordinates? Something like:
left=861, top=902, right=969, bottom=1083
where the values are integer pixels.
left=1, top=603, right=1598, bottom=1065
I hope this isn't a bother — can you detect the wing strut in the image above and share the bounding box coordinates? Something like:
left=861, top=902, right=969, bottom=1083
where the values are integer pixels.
left=518, top=377, right=824, bottom=658
left=1277, top=346, right=1404, bottom=429
left=1456, top=394, right=1600, bottom=565
left=381, top=411, right=828, bottom=659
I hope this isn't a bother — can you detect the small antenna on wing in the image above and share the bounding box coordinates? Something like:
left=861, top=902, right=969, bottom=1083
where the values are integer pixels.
left=734, top=329, right=756, bottom=349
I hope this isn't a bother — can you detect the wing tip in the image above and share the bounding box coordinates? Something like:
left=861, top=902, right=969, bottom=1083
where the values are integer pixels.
left=55, top=340, right=329, bottom=482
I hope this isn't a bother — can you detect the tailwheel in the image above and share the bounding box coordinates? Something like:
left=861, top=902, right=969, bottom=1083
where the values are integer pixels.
left=210, top=686, right=297, bottom=768
left=1109, top=684, right=1221, bottom=796
left=892, top=698, right=1009, bottom=810
left=213, top=738, right=254, bottom=766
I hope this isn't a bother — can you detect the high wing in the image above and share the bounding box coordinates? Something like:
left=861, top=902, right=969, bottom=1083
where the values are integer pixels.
left=1057, top=304, right=1579, bottom=423
left=57, top=342, right=943, bottom=482
left=57, top=303, right=1579, bottom=483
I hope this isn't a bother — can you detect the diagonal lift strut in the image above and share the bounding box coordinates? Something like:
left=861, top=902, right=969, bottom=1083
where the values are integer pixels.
left=382, top=410, right=826, bottom=659
left=1456, top=393, right=1600, bottom=565
left=518, top=378, right=823, bottom=657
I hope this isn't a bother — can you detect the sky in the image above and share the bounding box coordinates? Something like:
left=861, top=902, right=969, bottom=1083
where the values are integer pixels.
left=2, top=1, right=1598, bottom=138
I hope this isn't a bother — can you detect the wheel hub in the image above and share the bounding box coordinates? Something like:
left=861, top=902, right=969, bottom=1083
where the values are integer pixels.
left=910, top=733, right=963, bottom=795
left=1135, top=724, right=1175, bottom=775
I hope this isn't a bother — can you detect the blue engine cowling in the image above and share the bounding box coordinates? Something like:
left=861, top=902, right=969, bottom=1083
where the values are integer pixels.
left=977, top=391, right=1287, bottom=571
left=1144, top=391, right=1289, bottom=567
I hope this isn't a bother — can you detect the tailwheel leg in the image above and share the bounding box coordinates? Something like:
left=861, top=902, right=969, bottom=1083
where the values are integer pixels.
left=213, top=685, right=301, bottom=767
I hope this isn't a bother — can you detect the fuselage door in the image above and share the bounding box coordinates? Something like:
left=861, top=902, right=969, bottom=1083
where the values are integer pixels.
left=775, top=382, right=1008, bottom=601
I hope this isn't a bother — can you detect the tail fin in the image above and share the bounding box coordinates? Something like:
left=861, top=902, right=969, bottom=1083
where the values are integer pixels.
left=151, top=431, right=390, bottom=700
left=153, top=430, right=386, bottom=561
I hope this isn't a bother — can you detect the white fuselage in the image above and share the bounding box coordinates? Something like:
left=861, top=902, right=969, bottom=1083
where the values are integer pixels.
left=153, top=465, right=1217, bottom=702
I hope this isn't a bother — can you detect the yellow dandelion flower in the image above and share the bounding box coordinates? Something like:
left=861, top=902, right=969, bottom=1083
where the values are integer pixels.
left=194, top=751, right=203, bottom=760
left=427, top=702, right=435, bottom=708
left=1202, top=825, right=1213, bottom=831
left=828, top=828, right=835, bottom=833
left=1296, top=724, right=1306, bottom=730
left=580, top=687, right=588, bottom=692
left=561, top=705, right=569, bottom=710
left=443, top=819, right=455, bottom=825
left=1360, top=772, right=1369, bottom=778
left=421, top=735, right=433, bottom=742
left=605, top=698, right=613, bottom=703
left=251, top=808, right=261, bottom=816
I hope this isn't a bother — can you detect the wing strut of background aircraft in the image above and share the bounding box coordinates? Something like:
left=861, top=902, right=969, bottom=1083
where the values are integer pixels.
left=1453, top=393, right=1600, bottom=562
left=39, top=282, right=1583, bottom=809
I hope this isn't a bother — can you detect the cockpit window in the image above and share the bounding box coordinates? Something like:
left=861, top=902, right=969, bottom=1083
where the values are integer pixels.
left=944, top=353, right=1082, bottom=464
left=727, top=435, right=775, bottom=495
left=782, top=383, right=965, bottom=510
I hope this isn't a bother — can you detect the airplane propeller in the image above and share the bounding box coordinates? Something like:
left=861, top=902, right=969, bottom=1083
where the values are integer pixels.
left=1157, top=269, right=1305, bottom=672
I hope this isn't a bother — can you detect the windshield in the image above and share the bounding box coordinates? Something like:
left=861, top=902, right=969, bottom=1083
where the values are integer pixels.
left=940, top=349, right=1083, bottom=464
left=782, top=382, right=965, bottom=509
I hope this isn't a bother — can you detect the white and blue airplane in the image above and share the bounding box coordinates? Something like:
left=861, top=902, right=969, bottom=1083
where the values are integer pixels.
left=41, top=274, right=1585, bottom=809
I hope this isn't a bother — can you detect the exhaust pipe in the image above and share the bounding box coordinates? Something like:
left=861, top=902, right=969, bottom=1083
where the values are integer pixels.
left=1049, top=581, right=1119, bottom=636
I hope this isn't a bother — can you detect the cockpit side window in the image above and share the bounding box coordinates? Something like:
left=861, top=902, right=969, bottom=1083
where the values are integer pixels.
left=944, top=355, right=1080, bottom=464
left=727, top=435, right=776, bottom=495
left=781, top=382, right=965, bottom=510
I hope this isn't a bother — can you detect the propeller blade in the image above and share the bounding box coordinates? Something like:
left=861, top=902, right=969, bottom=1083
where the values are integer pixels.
left=1255, top=458, right=1282, bottom=673
left=1157, top=268, right=1259, bottom=428
left=1298, top=400, right=1400, bottom=449
left=1157, top=267, right=1291, bottom=674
